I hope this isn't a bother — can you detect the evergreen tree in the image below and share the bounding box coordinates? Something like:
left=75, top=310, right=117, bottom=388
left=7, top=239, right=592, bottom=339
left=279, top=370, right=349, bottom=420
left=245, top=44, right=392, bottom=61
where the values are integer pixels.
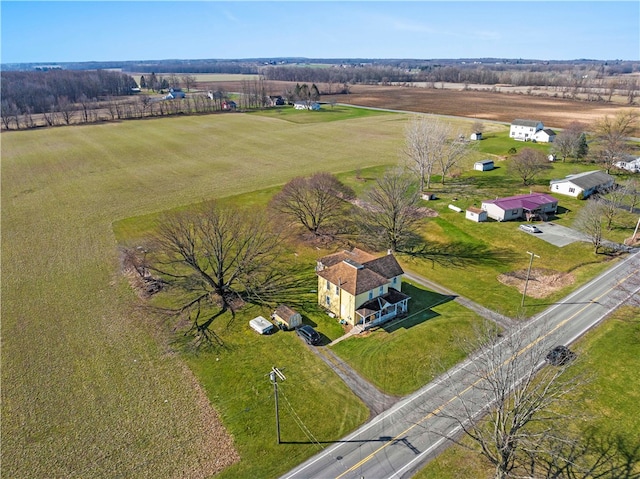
left=576, top=133, right=589, bottom=159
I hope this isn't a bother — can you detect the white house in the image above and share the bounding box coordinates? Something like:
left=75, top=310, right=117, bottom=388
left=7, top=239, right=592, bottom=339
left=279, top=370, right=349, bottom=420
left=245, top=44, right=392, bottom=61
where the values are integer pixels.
left=481, top=193, right=559, bottom=222
left=549, top=170, right=615, bottom=199
left=510, top=119, right=544, bottom=141
left=615, top=156, right=640, bottom=173
left=294, top=101, right=321, bottom=110
left=474, top=159, right=494, bottom=171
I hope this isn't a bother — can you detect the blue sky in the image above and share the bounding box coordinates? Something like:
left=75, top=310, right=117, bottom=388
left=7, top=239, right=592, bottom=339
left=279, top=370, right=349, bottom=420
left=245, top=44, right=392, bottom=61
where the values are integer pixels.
left=1, top=1, right=638, bottom=63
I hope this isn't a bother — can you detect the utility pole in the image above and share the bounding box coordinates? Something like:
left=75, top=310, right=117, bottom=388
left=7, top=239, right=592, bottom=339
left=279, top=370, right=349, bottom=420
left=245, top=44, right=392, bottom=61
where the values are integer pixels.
left=269, top=367, right=286, bottom=444
left=521, top=251, right=540, bottom=307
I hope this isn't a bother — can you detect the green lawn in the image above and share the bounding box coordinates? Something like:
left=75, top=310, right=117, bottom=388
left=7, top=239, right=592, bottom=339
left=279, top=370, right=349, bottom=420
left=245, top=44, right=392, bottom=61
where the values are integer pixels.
left=331, top=283, right=485, bottom=395
left=415, top=307, right=640, bottom=479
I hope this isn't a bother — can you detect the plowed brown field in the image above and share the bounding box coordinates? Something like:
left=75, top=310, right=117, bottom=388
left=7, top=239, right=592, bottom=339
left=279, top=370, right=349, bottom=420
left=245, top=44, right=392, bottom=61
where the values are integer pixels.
left=208, top=80, right=637, bottom=133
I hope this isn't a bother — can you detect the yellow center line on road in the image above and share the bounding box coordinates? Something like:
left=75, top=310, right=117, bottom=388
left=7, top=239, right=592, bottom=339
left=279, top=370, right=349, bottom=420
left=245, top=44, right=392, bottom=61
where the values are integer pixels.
left=334, top=267, right=639, bottom=479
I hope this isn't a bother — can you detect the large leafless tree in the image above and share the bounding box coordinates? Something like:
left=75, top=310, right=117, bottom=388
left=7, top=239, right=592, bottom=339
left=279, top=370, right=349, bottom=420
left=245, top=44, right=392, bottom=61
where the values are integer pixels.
left=573, top=198, right=607, bottom=253
left=404, top=116, right=473, bottom=190
left=138, top=202, right=285, bottom=348
left=508, top=147, right=551, bottom=186
left=591, top=109, right=638, bottom=174
left=355, top=168, right=422, bottom=251
left=438, top=321, right=586, bottom=479
left=269, top=172, right=355, bottom=236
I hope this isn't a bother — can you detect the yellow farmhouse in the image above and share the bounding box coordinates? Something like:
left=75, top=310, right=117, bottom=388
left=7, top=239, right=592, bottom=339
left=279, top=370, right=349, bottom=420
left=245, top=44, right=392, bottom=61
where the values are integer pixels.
left=316, top=248, right=410, bottom=329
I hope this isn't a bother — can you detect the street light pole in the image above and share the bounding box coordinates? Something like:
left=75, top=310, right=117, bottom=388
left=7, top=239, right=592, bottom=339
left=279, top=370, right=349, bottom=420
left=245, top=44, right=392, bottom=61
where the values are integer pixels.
left=521, top=251, right=540, bottom=307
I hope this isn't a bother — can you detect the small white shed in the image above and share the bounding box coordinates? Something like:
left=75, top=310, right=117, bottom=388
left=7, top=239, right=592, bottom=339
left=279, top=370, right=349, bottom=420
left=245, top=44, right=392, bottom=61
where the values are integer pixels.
left=249, top=316, right=275, bottom=335
left=470, top=132, right=482, bottom=141
left=466, top=207, right=487, bottom=222
left=272, top=304, right=302, bottom=330
left=474, top=160, right=494, bottom=171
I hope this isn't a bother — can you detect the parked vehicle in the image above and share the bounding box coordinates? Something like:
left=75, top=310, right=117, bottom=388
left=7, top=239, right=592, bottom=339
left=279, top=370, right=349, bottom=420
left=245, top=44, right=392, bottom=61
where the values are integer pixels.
left=545, top=345, right=576, bottom=366
left=296, top=325, right=321, bottom=345
left=519, top=224, right=541, bottom=233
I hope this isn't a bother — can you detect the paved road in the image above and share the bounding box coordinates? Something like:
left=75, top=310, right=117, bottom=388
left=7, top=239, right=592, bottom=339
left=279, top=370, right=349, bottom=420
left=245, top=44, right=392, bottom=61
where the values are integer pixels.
left=280, top=251, right=640, bottom=479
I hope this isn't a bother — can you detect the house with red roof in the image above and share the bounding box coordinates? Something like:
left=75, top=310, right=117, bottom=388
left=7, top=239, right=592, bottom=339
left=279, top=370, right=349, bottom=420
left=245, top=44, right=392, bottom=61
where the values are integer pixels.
left=316, top=248, right=410, bottom=329
left=481, top=193, right=559, bottom=222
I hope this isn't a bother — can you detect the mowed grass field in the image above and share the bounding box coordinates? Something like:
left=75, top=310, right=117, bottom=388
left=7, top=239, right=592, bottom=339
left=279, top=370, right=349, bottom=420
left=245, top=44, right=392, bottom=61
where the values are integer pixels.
left=1, top=109, right=408, bottom=478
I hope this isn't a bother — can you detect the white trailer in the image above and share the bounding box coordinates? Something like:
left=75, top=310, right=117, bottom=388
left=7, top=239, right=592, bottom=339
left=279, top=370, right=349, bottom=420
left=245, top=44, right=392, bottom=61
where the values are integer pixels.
left=249, top=316, right=275, bottom=335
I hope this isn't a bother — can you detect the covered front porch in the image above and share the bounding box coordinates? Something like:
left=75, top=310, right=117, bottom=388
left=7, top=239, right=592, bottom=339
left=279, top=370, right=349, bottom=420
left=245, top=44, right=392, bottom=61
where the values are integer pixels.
left=355, top=289, right=411, bottom=330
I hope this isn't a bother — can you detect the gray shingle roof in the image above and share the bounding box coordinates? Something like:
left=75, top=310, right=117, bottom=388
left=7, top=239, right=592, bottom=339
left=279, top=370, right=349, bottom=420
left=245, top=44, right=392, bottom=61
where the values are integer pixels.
left=512, top=119, right=542, bottom=127
left=550, top=170, right=614, bottom=190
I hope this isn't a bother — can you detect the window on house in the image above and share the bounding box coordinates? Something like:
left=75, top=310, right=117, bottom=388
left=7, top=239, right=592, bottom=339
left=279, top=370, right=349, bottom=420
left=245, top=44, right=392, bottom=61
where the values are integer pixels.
left=393, top=277, right=397, bottom=284
left=569, top=188, right=575, bottom=193
left=379, top=286, right=384, bottom=295
left=325, top=296, right=330, bottom=306
left=326, top=280, right=330, bottom=290
left=335, top=285, right=339, bottom=294
left=369, top=291, right=373, bottom=300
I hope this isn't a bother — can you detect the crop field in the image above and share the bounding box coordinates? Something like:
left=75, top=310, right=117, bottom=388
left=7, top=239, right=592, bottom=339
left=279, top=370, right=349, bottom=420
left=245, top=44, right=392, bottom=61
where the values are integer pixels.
left=3, top=99, right=638, bottom=479
left=207, top=80, right=639, bottom=134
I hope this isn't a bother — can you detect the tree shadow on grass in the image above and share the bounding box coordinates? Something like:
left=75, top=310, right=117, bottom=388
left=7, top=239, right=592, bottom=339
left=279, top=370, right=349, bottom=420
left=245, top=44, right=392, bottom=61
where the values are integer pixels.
left=376, top=283, right=454, bottom=333
left=399, top=240, right=516, bottom=269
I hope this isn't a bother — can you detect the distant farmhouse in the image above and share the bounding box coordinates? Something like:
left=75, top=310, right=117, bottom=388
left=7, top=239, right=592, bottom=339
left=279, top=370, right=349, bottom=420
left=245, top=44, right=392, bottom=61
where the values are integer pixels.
left=481, top=193, right=558, bottom=222
left=316, top=248, right=410, bottom=330
left=615, top=156, right=640, bottom=173
left=509, top=119, right=556, bottom=143
left=294, top=101, right=321, bottom=110
left=549, top=170, right=615, bottom=199
left=164, top=88, right=185, bottom=100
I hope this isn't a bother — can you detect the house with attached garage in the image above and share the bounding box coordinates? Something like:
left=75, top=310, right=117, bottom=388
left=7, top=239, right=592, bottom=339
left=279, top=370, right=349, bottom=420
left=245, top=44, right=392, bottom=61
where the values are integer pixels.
left=481, top=192, right=559, bottom=222
left=509, top=119, right=556, bottom=143
left=549, top=170, right=615, bottom=199
left=510, top=119, right=544, bottom=141
left=316, top=248, right=410, bottom=330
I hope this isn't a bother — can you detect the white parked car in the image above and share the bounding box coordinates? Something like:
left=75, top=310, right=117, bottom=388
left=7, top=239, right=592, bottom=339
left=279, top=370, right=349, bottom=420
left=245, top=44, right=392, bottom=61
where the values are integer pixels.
left=519, top=224, right=541, bottom=233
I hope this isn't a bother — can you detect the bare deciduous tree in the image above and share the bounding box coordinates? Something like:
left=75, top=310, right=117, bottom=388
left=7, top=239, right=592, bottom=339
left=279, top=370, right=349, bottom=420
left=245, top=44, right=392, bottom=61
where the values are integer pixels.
left=439, top=321, right=586, bottom=479
left=403, top=115, right=449, bottom=192
left=551, top=121, right=588, bottom=162
left=269, top=173, right=355, bottom=236
left=508, top=147, right=551, bottom=185
left=181, top=74, right=197, bottom=92
left=140, top=202, right=285, bottom=348
left=620, top=178, right=640, bottom=213
left=573, top=198, right=606, bottom=253
left=591, top=109, right=638, bottom=173
left=355, top=168, right=422, bottom=251
left=599, top=185, right=628, bottom=230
